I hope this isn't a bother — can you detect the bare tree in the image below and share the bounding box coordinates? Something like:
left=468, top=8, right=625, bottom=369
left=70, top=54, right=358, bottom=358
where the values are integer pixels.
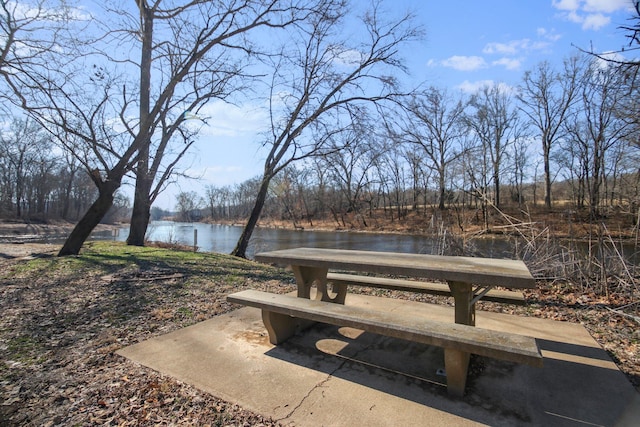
left=308, top=157, right=332, bottom=222
left=584, top=2, right=640, bottom=159
left=120, top=0, right=322, bottom=246
left=401, top=147, right=427, bottom=214
left=231, top=2, right=419, bottom=257
left=58, top=150, right=82, bottom=221
left=518, top=57, right=581, bottom=209
left=204, top=184, right=221, bottom=219
left=269, top=166, right=307, bottom=228
left=0, top=1, right=150, bottom=255
left=466, top=84, right=522, bottom=209
left=564, top=59, right=633, bottom=218
left=460, top=134, right=490, bottom=229
left=0, top=0, right=321, bottom=255
left=401, top=87, right=467, bottom=210
left=0, top=0, right=72, bottom=108
left=175, top=190, right=202, bottom=222
left=0, top=117, right=49, bottom=218
left=378, top=143, right=410, bottom=221
left=322, top=119, right=383, bottom=226
left=510, top=130, right=531, bottom=207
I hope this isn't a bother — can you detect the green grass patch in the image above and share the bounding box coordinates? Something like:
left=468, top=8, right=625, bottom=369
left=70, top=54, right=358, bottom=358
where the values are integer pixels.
left=6, top=335, right=41, bottom=365
left=0, top=241, right=293, bottom=288
left=176, top=306, right=193, bottom=318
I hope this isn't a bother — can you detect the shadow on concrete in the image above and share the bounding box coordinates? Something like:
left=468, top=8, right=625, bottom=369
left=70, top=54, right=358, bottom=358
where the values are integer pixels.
left=538, top=338, right=616, bottom=362
left=117, top=297, right=639, bottom=426
left=265, top=322, right=637, bottom=426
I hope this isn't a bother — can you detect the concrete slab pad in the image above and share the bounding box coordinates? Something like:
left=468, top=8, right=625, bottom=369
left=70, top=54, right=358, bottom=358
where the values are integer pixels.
left=117, top=294, right=639, bottom=426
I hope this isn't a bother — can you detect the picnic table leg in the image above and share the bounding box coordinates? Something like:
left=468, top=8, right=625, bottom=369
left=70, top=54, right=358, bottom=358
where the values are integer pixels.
left=447, top=280, right=476, bottom=326
left=261, top=310, right=315, bottom=345
left=444, top=348, right=470, bottom=397
left=445, top=280, right=474, bottom=396
left=291, top=265, right=346, bottom=304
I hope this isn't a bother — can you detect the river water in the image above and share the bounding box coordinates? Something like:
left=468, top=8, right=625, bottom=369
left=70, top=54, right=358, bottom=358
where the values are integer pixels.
left=111, top=220, right=517, bottom=260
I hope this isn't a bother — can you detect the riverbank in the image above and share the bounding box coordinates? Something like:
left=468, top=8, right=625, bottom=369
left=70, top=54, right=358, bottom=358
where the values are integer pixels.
left=0, top=241, right=637, bottom=425
left=213, top=204, right=640, bottom=242
left=0, top=220, right=118, bottom=244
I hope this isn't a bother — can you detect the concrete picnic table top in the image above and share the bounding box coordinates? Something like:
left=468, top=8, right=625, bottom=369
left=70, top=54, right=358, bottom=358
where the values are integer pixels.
left=254, top=247, right=536, bottom=289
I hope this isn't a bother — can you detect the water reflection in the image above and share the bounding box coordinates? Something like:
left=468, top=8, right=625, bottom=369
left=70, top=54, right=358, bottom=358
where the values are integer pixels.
left=13, top=220, right=637, bottom=264
left=113, top=220, right=517, bottom=260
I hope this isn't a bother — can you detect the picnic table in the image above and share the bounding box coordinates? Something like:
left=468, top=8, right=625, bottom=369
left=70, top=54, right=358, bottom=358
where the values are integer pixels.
left=253, top=247, right=536, bottom=326
left=228, top=247, right=542, bottom=396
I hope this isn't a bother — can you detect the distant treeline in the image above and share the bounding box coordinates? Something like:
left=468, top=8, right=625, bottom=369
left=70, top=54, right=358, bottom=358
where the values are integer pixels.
left=171, top=167, right=639, bottom=230
left=0, top=118, right=129, bottom=224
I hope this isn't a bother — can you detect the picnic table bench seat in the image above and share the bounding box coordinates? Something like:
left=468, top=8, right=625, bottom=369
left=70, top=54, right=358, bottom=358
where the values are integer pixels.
left=326, top=272, right=526, bottom=305
left=227, top=289, right=543, bottom=397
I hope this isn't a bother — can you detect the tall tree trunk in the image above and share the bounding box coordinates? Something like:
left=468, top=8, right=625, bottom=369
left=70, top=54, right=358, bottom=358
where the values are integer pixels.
left=127, top=172, right=152, bottom=246
left=438, top=173, right=446, bottom=210
left=15, top=175, right=22, bottom=218
left=494, top=171, right=500, bottom=209
left=62, top=169, right=75, bottom=220
left=58, top=179, right=120, bottom=256
left=126, top=5, right=153, bottom=246
left=232, top=177, right=270, bottom=258
left=543, top=139, right=552, bottom=210
left=590, top=153, right=602, bottom=220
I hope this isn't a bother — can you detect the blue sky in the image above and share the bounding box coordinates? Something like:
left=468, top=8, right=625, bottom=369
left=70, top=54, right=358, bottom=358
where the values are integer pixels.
left=153, top=0, right=636, bottom=209
left=410, top=0, right=632, bottom=90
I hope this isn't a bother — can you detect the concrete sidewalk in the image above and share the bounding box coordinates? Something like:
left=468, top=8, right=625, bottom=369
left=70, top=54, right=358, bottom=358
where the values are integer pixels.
left=117, top=294, right=639, bottom=426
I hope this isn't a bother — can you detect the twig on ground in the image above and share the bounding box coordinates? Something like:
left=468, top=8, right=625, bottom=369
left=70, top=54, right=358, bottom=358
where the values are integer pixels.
left=605, top=306, right=640, bottom=324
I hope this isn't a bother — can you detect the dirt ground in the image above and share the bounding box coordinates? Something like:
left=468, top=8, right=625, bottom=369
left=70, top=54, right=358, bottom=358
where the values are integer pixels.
left=0, top=241, right=292, bottom=426
left=0, top=221, right=117, bottom=260
left=0, top=243, right=59, bottom=260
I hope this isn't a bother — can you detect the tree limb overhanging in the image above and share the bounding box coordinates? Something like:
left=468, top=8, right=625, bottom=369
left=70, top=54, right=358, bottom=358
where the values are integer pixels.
left=231, top=1, right=421, bottom=257
left=0, top=0, right=332, bottom=254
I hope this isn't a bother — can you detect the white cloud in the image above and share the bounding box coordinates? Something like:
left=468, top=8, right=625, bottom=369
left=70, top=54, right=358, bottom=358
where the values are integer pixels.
left=456, top=80, right=495, bottom=93
left=329, top=46, right=364, bottom=67
left=10, top=1, right=91, bottom=21
left=552, top=0, right=581, bottom=12
left=440, top=55, right=487, bottom=71
left=536, top=28, right=562, bottom=42
left=195, top=101, right=268, bottom=138
left=581, top=13, right=610, bottom=30
left=583, top=0, right=632, bottom=14
left=552, top=0, right=630, bottom=31
left=430, top=50, right=523, bottom=74
left=565, top=10, right=584, bottom=24
left=598, top=51, right=625, bottom=62
left=492, top=58, right=522, bottom=70
left=530, top=40, right=552, bottom=51
left=483, top=40, right=529, bottom=55
left=593, top=50, right=626, bottom=70
left=456, top=80, right=516, bottom=95
left=482, top=33, right=557, bottom=58
left=430, top=24, right=562, bottom=76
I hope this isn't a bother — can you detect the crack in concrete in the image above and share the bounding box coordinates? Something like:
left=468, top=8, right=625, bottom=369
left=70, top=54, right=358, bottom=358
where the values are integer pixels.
left=275, top=336, right=377, bottom=423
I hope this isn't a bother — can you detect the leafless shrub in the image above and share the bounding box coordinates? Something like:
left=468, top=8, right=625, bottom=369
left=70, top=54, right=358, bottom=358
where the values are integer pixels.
left=483, top=203, right=639, bottom=300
